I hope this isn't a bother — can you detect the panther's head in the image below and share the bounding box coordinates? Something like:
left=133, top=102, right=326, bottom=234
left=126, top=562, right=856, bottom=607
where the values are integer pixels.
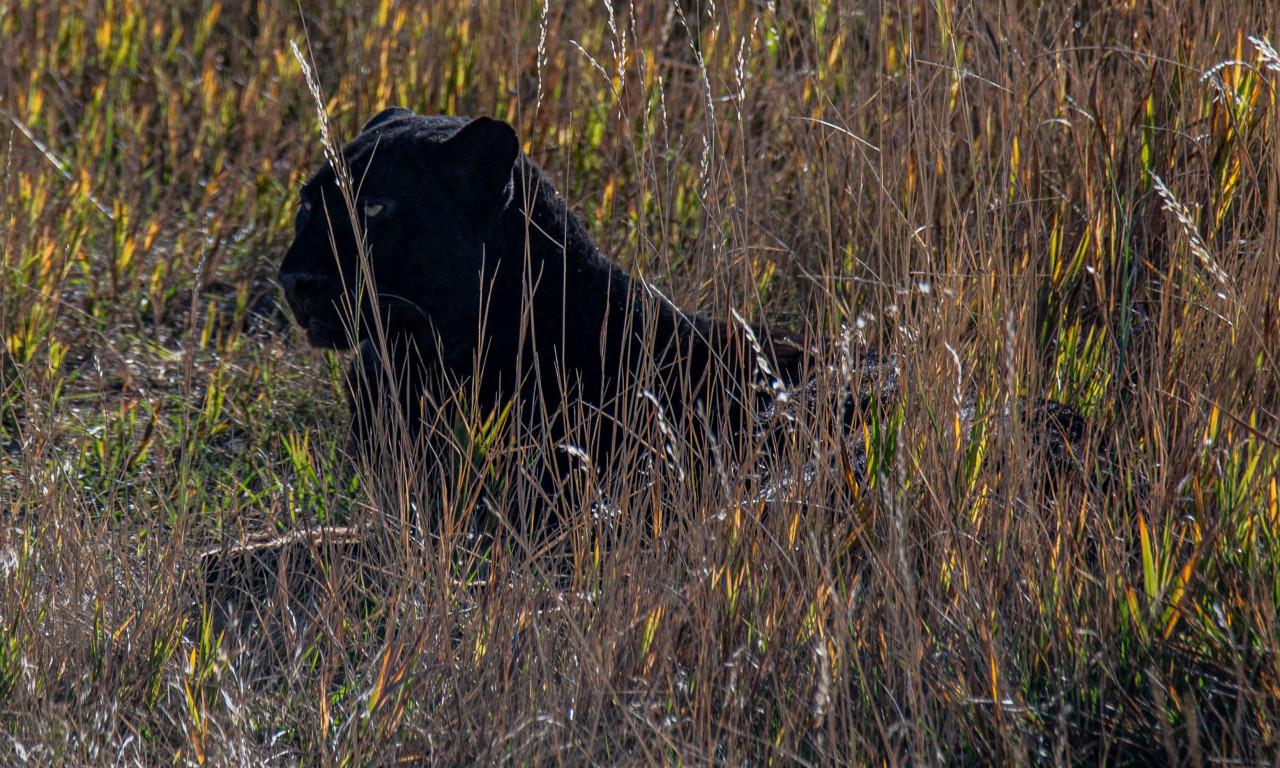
left=278, top=109, right=520, bottom=353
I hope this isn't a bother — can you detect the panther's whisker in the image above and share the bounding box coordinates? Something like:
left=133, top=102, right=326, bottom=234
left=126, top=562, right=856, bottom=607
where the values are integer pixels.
left=374, top=292, right=431, bottom=322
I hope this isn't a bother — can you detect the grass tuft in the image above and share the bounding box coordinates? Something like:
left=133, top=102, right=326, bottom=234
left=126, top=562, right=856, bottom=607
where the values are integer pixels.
left=1, top=0, right=1277, bottom=764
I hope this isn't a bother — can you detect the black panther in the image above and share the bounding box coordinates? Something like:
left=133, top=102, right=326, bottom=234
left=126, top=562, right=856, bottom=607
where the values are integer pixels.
left=277, top=109, right=846, bottom=501
left=277, top=109, right=1088, bottom=514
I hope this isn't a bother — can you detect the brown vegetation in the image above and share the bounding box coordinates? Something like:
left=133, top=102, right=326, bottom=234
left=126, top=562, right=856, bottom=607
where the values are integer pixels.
left=1, top=0, right=1278, bottom=764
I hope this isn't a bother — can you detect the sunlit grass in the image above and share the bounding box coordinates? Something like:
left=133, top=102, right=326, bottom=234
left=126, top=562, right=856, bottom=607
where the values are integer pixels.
left=1, top=0, right=1277, bottom=764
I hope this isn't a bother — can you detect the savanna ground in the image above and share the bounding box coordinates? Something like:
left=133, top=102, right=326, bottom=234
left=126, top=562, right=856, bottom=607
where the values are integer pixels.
left=2, top=0, right=1279, bottom=765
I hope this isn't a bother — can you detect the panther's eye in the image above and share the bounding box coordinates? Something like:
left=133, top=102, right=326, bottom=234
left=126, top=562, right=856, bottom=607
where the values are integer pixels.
left=301, top=200, right=313, bottom=213
left=362, top=201, right=385, bottom=218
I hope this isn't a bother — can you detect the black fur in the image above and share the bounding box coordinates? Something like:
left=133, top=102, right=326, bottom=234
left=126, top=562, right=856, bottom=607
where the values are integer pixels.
left=277, top=109, right=1105, bottom=523
left=278, top=110, right=824, bottom=492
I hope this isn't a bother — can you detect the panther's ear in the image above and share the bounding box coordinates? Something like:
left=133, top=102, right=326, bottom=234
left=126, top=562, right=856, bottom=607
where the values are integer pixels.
left=439, top=116, right=520, bottom=223
left=361, top=107, right=415, bottom=134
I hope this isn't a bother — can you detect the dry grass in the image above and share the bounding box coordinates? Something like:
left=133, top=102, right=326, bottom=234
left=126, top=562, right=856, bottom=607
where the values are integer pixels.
left=2, top=0, right=1278, bottom=764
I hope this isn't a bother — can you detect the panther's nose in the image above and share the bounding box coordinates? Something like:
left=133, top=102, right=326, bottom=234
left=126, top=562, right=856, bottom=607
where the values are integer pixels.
left=279, top=270, right=321, bottom=301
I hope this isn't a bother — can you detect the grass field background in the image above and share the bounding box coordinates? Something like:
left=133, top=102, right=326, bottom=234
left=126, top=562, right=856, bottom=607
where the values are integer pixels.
left=2, top=0, right=1278, bottom=764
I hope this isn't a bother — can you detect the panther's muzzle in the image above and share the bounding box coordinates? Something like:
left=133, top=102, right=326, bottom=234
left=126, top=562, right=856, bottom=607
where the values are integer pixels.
left=277, top=267, right=351, bottom=349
